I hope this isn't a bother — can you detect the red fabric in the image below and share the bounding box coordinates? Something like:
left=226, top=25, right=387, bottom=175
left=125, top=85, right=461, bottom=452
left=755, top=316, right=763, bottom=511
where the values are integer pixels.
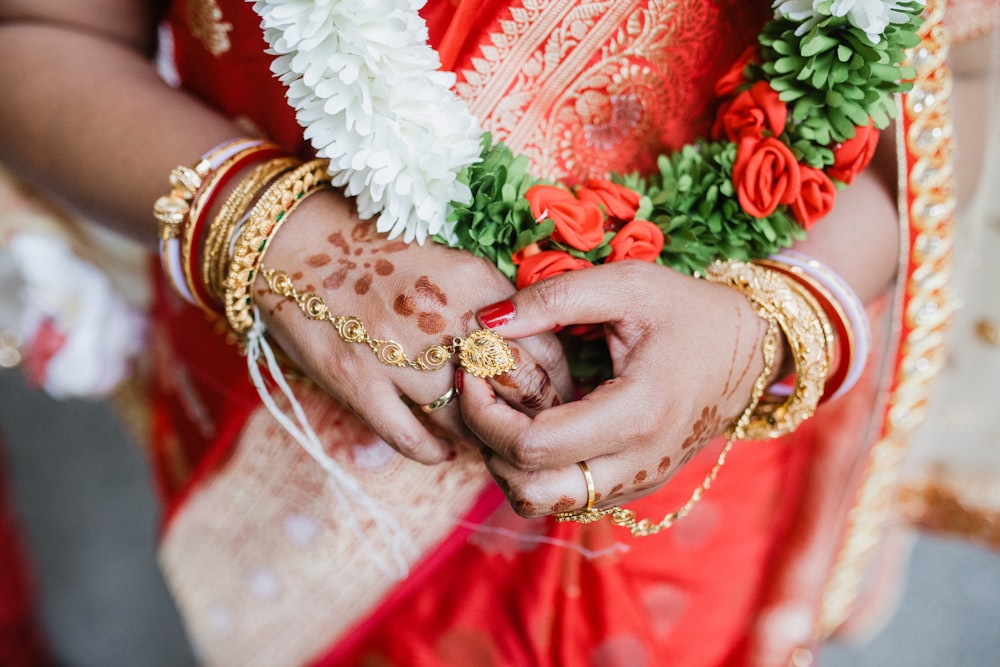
left=0, top=437, right=50, bottom=667
left=312, top=438, right=811, bottom=667
left=153, top=2, right=852, bottom=666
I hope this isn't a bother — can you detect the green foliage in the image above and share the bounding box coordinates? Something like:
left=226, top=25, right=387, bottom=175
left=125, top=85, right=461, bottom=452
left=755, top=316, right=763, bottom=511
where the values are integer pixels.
left=622, top=142, right=804, bottom=275
left=437, top=134, right=549, bottom=281
left=756, top=3, right=922, bottom=146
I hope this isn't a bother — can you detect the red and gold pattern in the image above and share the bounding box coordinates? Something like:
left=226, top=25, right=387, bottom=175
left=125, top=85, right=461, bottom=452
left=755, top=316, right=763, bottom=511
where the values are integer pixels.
left=817, top=0, right=957, bottom=637
left=150, top=1, right=954, bottom=665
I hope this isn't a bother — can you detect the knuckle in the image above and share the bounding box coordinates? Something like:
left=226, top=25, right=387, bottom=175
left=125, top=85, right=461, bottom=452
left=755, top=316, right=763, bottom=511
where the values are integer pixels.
left=509, top=363, right=554, bottom=411
left=505, top=444, right=538, bottom=472
left=508, top=484, right=548, bottom=518
left=506, top=431, right=558, bottom=472
left=531, top=277, right=573, bottom=318
left=391, top=429, right=439, bottom=464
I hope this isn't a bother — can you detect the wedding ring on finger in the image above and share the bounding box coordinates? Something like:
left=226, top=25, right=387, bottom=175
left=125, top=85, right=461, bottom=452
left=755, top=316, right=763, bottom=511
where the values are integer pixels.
left=554, top=460, right=612, bottom=523
left=419, top=387, right=457, bottom=414
left=578, top=460, right=596, bottom=511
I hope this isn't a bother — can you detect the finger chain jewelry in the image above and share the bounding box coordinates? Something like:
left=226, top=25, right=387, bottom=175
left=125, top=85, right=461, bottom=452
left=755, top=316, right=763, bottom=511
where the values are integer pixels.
left=261, top=267, right=518, bottom=379
left=554, top=318, right=778, bottom=536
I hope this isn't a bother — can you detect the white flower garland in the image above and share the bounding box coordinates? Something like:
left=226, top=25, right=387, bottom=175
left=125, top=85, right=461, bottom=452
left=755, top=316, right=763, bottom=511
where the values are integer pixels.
left=773, top=0, right=925, bottom=43
left=251, top=0, right=483, bottom=243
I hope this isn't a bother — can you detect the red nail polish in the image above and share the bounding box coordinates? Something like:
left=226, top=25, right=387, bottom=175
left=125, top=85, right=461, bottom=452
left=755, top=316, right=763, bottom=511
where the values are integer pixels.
left=455, top=369, right=464, bottom=395
left=478, top=300, right=515, bottom=329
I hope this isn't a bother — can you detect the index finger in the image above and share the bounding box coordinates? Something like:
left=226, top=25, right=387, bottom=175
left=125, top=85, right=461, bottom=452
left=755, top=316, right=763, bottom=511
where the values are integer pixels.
left=477, top=262, right=650, bottom=338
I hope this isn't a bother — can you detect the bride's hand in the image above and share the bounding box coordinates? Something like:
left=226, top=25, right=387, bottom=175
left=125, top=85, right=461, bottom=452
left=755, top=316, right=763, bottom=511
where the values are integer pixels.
left=253, top=189, right=573, bottom=464
left=458, top=261, right=778, bottom=515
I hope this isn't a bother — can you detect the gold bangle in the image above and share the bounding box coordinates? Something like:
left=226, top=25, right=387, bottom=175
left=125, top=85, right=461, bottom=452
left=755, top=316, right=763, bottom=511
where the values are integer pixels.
left=152, top=138, right=262, bottom=240
left=554, top=317, right=780, bottom=535
left=224, top=159, right=332, bottom=337
left=182, top=144, right=284, bottom=312
left=260, top=266, right=518, bottom=378
left=153, top=164, right=203, bottom=240
left=203, top=157, right=300, bottom=304
left=703, top=259, right=832, bottom=441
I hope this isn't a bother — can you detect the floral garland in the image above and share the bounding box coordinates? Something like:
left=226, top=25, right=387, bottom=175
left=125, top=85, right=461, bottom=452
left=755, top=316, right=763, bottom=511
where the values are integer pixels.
left=252, top=0, right=924, bottom=283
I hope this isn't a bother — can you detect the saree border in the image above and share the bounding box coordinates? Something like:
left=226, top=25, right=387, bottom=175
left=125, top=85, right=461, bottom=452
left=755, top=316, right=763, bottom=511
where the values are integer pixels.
left=817, top=0, right=957, bottom=637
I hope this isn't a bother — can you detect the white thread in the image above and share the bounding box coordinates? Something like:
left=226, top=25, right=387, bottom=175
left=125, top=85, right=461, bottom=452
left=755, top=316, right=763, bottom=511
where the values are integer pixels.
left=457, top=520, right=632, bottom=561
left=243, top=309, right=417, bottom=579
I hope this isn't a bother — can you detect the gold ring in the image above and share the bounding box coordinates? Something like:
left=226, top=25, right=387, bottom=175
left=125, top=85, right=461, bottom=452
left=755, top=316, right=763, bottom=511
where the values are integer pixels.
left=578, top=460, right=595, bottom=511
left=419, top=387, right=457, bottom=414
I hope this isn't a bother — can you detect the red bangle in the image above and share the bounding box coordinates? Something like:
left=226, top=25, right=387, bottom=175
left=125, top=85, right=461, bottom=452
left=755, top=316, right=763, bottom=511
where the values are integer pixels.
left=756, top=259, right=853, bottom=403
left=183, top=144, right=286, bottom=311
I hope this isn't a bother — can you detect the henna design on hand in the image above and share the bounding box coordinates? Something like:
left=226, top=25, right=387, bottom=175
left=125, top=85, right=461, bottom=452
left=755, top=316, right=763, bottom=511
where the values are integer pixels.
left=327, top=231, right=351, bottom=254
left=306, top=253, right=331, bottom=267
left=417, top=312, right=447, bottom=334
left=657, top=456, right=672, bottom=475
left=550, top=496, right=576, bottom=513
left=354, top=274, right=373, bottom=295
left=414, top=276, right=448, bottom=306
left=680, top=405, right=722, bottom=450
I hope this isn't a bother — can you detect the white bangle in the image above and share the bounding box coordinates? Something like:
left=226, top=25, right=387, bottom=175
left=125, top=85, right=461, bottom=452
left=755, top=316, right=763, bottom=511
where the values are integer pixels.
left=770, top=250, right=871, bottom=401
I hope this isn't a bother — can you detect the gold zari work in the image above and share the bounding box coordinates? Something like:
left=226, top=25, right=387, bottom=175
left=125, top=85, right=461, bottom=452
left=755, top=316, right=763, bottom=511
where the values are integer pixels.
left=186, top=0, right=233, bottom=57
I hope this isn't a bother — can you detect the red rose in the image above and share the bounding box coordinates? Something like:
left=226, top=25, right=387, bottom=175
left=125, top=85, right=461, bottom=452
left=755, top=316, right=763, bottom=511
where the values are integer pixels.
left=715, top=45, right=760, bottom=98
left=733, top=136, right=802, bottom=218
left=791, top=166, right=837, bottom=230
left=515, top=250, right=592, bottom=289
left=525, top=184, right=605, bottom=251
left=607, top=220, right=664, bottom=263
left=828, top=121, right=880, bottom=185
left=717, top=81, right=787, bottom=142
left=575, top=178, right=641, bottom=224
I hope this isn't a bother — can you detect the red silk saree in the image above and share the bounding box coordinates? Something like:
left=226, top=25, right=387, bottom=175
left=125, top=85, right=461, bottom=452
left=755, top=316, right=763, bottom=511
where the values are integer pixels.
left=147, top=1, right=957, bottom=665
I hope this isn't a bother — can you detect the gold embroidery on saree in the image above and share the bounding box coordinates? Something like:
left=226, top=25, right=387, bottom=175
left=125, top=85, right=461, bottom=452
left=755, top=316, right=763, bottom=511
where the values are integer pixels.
left=186, top=0, right=234, bottom=57
left=456, top=0, right=715, bottom=182
left=159, top=383, right=490, bottom=666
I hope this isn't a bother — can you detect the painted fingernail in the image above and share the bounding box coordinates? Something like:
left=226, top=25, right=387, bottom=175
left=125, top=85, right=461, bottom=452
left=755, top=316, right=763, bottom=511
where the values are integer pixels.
left=478, top=299, right=515, bottom=329
left=455, top=369, right=464, bottom=395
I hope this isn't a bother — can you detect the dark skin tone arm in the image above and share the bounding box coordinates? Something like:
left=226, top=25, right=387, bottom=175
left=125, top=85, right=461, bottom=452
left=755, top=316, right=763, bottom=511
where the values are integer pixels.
left=0, top=0, right=572, bottom=464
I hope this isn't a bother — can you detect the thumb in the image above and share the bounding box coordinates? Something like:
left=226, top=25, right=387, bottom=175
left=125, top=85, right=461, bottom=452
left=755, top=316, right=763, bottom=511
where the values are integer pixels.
left=476, top=264, right=631, bottom=338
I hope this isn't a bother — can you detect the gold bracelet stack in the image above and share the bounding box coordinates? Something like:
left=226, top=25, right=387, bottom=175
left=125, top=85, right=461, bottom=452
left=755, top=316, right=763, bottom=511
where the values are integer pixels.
left=224, top=159, right=332, bottom=336
left=704, top=259, right=833, bottom=440
left=202, top=157, right=300, bottom=304
left=152, top=140, right=340, bottom=341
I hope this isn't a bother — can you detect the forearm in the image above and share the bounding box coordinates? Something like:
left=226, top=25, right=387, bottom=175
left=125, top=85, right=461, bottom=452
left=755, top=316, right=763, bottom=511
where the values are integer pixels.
left=791, top=138, right=900, bottom=305
left=0, top=19, right=243, bottom=245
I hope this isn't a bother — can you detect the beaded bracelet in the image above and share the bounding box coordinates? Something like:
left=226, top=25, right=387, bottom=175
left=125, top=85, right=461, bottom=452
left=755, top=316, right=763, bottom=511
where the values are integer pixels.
left=202, top=157, right=301, bottom=306
left=224, top=159, right=332, bottom=337
left=704, top=259, right=832, bottom=441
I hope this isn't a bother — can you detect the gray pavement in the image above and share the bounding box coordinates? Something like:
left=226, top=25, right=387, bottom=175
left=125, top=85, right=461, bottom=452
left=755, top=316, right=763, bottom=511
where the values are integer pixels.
left=1, top=368, right=998, bottom=667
